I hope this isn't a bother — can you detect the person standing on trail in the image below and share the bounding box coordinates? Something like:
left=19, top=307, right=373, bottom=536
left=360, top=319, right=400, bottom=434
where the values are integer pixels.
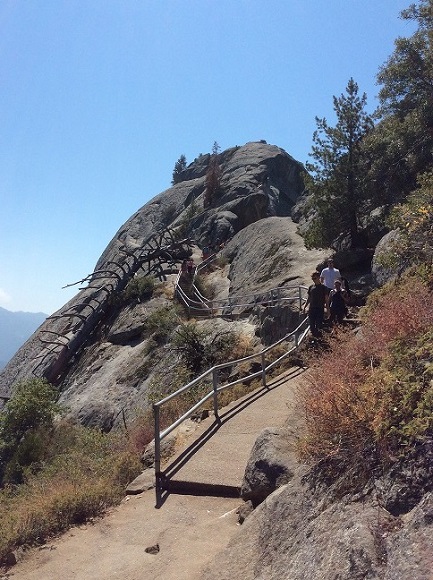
left=320, top=258, right=341, bottom=291
left=303, top=272, right=330, bottom=337
left=328, top=279, right=349, bottom=324
left=187, top=258, right=194, bottom=276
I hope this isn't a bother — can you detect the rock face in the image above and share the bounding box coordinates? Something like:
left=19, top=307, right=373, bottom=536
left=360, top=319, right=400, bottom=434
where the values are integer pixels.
left=202, top=424, right=433, bottom=579
left=0, top=141, right=323, bottom=427
left=97, top=141, right=305, bottom=269
left=205, top=454, right=433, bottom=580
left=222, top=216, right=325, bottom=299
left=1, top=140, right=431, bottom=578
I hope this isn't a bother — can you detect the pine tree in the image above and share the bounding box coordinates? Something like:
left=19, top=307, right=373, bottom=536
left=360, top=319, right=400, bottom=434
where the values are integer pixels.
left=305, top=78, right=373, bottom=249
left=171, top=154, right=187, bottom=185
left=365, top=0, right=433, bottom=206
left=377, top=0, right=433, bottom=118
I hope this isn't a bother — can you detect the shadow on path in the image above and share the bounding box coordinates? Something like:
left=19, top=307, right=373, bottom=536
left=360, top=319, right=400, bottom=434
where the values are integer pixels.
left=155, top=366, right=305, bottom=508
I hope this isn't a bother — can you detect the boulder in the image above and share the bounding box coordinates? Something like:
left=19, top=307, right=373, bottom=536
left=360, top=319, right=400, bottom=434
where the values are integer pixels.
left=223, top=216, right=327, bottom=302
left=257, top=304, right=301, bottom=346
left=141, top=435, right=177, bottom=468
left=240, top=427, right=295, bottom=506
left=125, top=469, right=155, bottom=494
left=372, top=230, right=404, bottom=287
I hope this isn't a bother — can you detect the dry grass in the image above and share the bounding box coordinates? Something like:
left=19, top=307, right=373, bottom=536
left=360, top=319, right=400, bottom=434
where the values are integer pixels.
left=0, top=424, right=142, bottom=564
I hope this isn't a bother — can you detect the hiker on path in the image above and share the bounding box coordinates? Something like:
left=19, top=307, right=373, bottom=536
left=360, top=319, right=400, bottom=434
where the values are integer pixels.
left=328, top=279, right=349, bottom=324
left=187, top=258, right=194, bottom=276
left=303, top=271, right=330, bottom=337
left=320, top=258, right=341, bottom=291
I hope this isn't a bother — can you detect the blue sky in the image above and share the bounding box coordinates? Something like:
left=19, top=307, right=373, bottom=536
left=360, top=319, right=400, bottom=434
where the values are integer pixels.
left=0, top=1, right=415, bottom=314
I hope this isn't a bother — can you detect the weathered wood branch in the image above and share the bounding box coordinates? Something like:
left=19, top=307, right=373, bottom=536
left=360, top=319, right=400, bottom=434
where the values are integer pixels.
left=37, top=229, right=194, bottom=384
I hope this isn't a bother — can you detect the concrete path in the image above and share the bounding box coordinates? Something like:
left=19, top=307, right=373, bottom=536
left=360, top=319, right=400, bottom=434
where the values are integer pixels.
left=9, top=367, right=306, bottom=580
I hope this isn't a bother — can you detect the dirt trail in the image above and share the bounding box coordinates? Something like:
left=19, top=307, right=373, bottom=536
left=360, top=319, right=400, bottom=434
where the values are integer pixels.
left=8, top=367, right=306, bottom=580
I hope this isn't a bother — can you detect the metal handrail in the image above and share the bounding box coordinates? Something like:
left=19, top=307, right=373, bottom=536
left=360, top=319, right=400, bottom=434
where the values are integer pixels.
left=175, top=268, right=307, bottom=317
left=151, top=255, right=311, bottom=485
left=153, top=314, right=310, bottom=484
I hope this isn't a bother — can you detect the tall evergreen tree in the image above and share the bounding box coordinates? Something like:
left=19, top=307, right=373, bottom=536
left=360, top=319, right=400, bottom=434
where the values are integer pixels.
left=377, top=0, right=433, bottom=118
left=305, top=78, right=373, bottom=249
left=171, top=154, right=187, bottom=185
left=365, top=0, right=433, bottom=206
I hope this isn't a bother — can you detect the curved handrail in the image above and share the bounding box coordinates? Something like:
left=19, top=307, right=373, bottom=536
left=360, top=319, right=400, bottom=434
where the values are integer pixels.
left=175, top=268, right=308, bottom=318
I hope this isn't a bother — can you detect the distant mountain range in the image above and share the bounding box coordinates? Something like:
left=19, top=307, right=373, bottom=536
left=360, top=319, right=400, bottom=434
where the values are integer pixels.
left=0, top=307, right=47, bottom=369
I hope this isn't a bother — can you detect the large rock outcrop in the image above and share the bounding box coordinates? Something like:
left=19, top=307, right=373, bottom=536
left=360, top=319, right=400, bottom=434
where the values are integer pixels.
left=0, top=141, right=323, bottom=427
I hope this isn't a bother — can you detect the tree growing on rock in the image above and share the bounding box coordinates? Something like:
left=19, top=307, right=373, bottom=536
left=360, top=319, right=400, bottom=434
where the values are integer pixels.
left=305, top=78, right=373, bottom=249
left=171, top=154, right=187, bottom=185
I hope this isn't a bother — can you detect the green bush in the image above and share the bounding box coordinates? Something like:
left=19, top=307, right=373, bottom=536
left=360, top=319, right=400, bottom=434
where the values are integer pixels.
left=0, top=379, right=59, bottom=485
left=0, top=379, right=58, bottom=443
left=142, top=304, right=181, bottom=344
left=123, top=276, right=155, bottom=302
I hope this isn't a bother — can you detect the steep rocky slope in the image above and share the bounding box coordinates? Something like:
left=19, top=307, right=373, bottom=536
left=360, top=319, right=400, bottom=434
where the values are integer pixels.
left=0, top=141, right=327, bottom=428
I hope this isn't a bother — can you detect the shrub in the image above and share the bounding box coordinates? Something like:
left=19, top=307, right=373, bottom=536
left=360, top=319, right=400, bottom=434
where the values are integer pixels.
left=142, top=304, right=181, bottom=344
left=297, top=268, right=433, bottom=480
left=172, top=322, right=237, bottom=376
left=0, top=379, right=58, bottom=444
left=0, top=379, right=60, bottom=485
left=387, top=171, right=433, bottom=265
left=123, top=276, right=155, bottom=302
left=0, top=423, right=142, bottom=562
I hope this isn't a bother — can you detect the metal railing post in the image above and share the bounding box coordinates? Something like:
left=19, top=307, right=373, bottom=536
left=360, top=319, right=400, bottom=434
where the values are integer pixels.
left=261, top=352, right=267, bottom=388
left=298, top=286, right=303, bottom=311
left=212, top=368, right=219, bottom=419
left=153, top=404, right=161, bottom=486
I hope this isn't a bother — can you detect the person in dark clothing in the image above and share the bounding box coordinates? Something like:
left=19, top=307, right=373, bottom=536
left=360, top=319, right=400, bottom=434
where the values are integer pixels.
left=187, top=258, right=194, bottom=276
left=329, top=279, right=349, bottom=324
left=180, top=259, right=188, bottom=277
left=303, top=272, right=330, bottom=337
